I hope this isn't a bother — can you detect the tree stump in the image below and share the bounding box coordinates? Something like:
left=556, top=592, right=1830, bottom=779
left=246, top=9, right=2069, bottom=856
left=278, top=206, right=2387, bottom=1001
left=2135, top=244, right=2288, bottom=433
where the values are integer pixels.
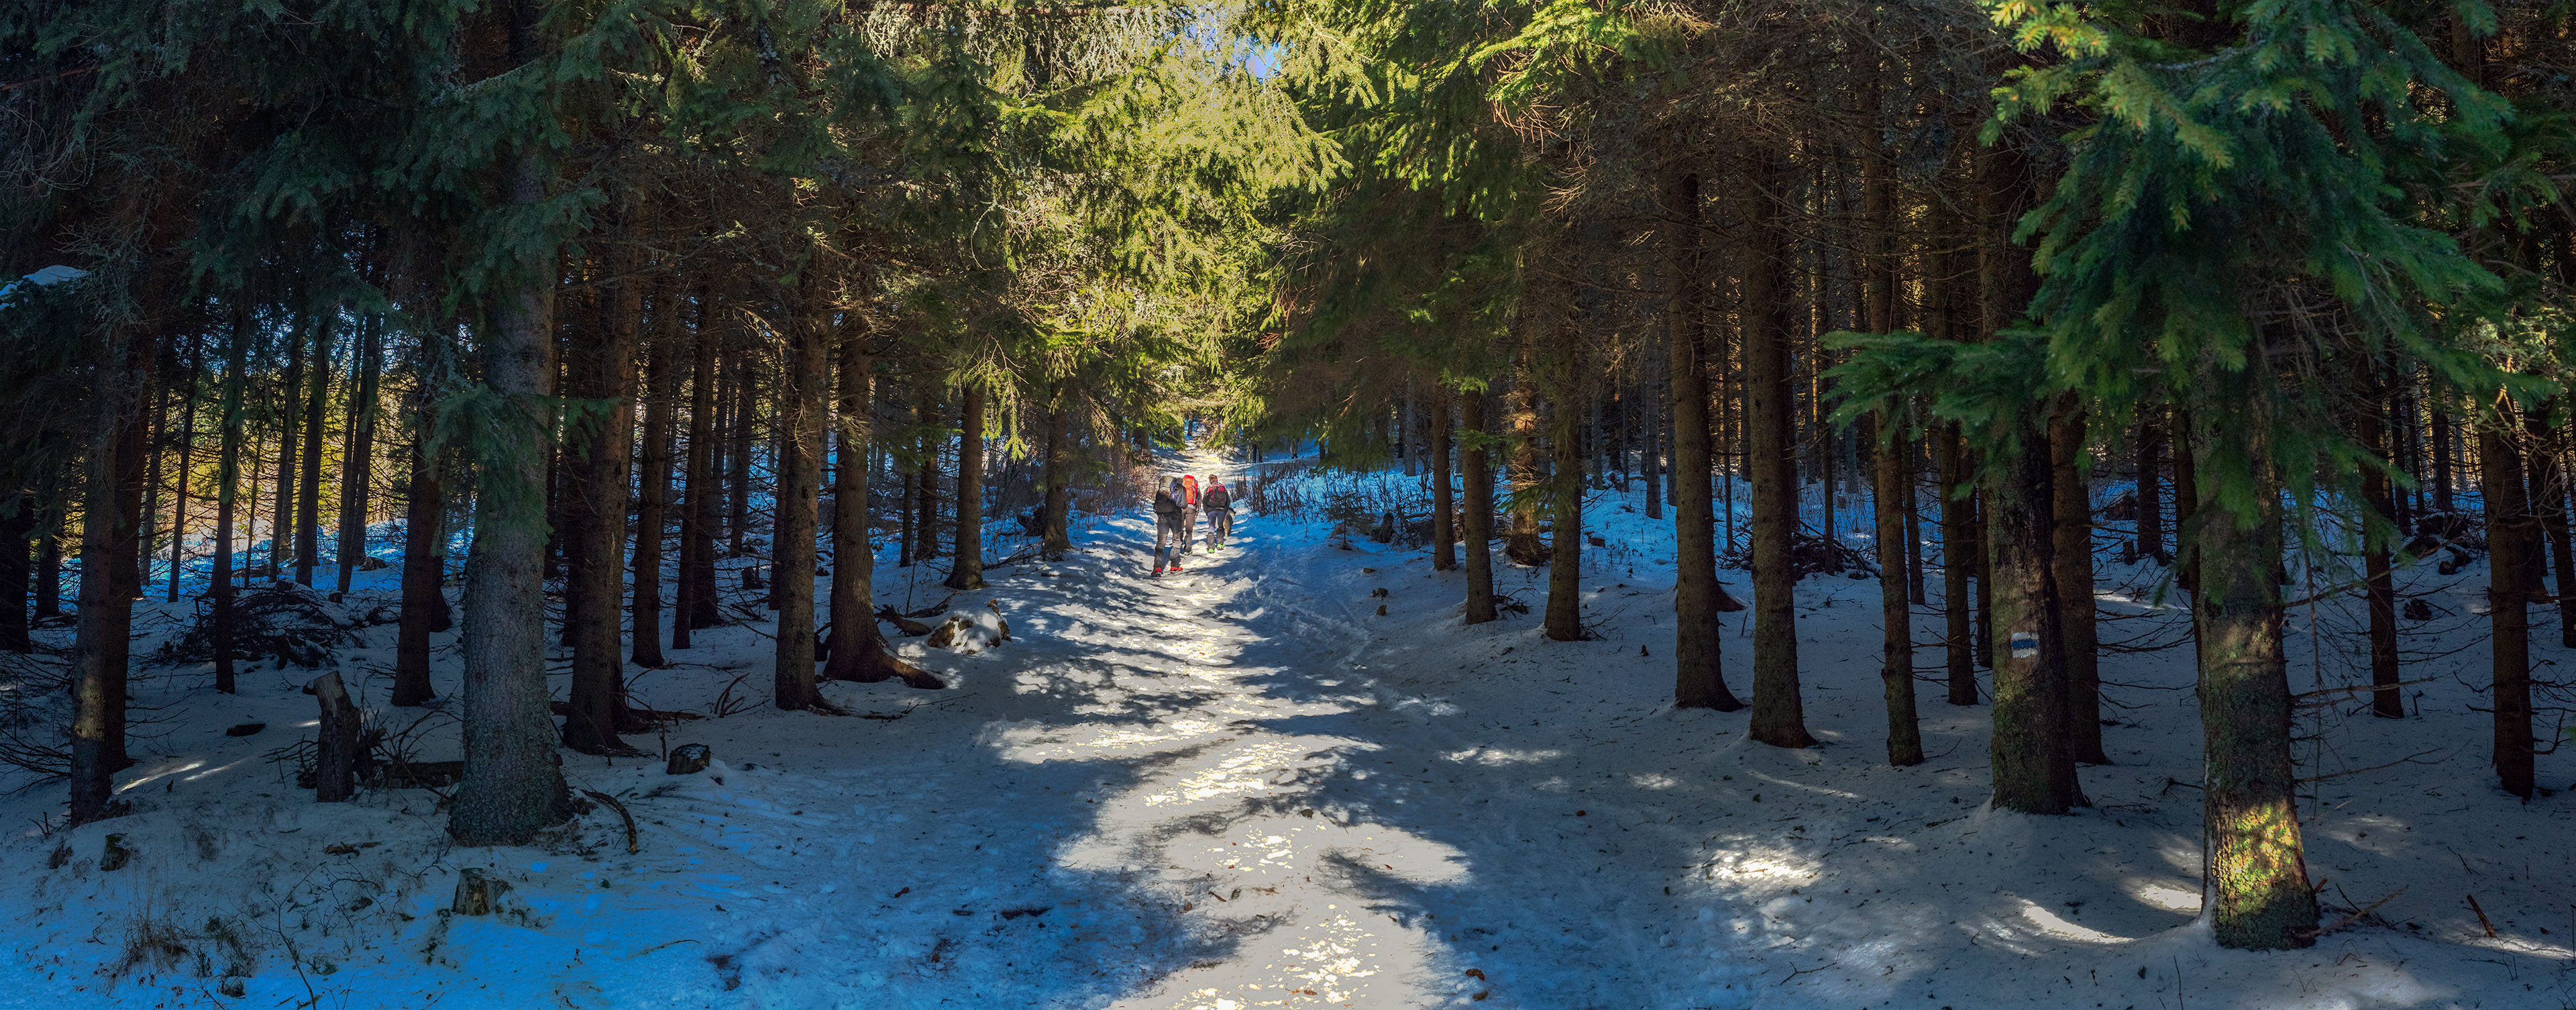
left=311, top=670, right=361, bottom=803
left=667, top=744, right=711, bottom=775
left=451, top=868, right=507, bottom=915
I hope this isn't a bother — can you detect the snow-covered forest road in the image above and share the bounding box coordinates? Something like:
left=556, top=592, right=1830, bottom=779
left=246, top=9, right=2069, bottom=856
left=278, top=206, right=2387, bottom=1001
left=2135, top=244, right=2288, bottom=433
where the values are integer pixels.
left=9, top=455, right=2576, bottom=1010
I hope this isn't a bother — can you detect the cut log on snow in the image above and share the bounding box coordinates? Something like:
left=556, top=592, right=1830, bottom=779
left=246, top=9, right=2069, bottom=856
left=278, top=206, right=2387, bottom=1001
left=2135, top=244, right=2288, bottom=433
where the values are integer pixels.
left=451, top=868, right=507, bottom=915
left=311, top=670, right=361, bottom=803
left=667, top=744, right=712, bottom=775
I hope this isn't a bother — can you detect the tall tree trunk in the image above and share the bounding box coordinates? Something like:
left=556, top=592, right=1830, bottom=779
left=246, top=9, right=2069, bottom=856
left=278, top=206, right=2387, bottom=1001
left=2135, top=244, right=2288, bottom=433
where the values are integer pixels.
left=270, top=325, right=304, bottom=578
left=1461, top=389, right=1498, bottom=625
left=213, top=304, right=252, bottom=691
left=2135, top=412, right=2167, bottom=562
left=2174, top=408, right=2200, bottom=595
left=1644, top=348, right=1664, bottom=521
left=1988, top=427, right=2076, bottom=813
left=915, top=384, right=941, bottom=562
left=562, top=230, right=642, bottom=755
left=447, top=115, right=573, bottom=846
left=334, top=316, right=381, bottom=596
left=2052, top=406, right=2106, bottom=765
left=1937, top=427, right=1977, bottom=704
left=1874, top=419, right=1921, bottom=764
left=2479, top=419, right=2536, bottom=799
left=632, top=290, right=680, bottom=669
left=167, top=348, right=200, bottom=601
left=72, top=289, right=164, bottom=820
left=394, top=407, right=445, bottom=708
left=2522, top=404, right=2576, bottom=647
left=1503, top=346, right=1545, bottom=566
left=70, top=362, right=135, bottom=821
left=826, top=334, right=934, bottom=689
left=1664, top=161, right=1741, bottom=711
left=2430, top=397, right=2455, bottom=513
left=1743, top=146, right=1813, bottom=748
left=2357, top=373, right=2401, bottom=719
left=1542, top=329, right=1584, bottom=642
left=1040, top=386, right=1073, bottom=560
left=945, top=384, right=986, bottom=591
left=294, top=316, right=333, bottom=587
left=1430, top=390, right=1456, bottom=572
left=676, top=302, right=720, bottom=642
left=2190, top=390, right=2316, bottom=949
left=34, top=492, right=61, bottom=619
left=771, top=272, right=831, bottom=712
left=0, top=497, right=29, bottom=652
left=727, top=355, right=754, bottom=558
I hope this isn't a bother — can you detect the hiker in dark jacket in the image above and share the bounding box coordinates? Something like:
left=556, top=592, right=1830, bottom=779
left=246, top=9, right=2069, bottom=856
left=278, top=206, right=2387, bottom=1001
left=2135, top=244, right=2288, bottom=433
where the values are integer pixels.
left=1152, top=478, right=1189, bottom=574
left=1201, top=479, right=1234, bottom=549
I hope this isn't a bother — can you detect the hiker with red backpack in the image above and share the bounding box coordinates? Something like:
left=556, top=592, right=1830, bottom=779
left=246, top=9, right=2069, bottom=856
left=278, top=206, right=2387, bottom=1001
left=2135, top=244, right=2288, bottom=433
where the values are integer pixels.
left=1201, top=478, right=1234, bottom=549
left=1152, top=478, right=1189, bottom=575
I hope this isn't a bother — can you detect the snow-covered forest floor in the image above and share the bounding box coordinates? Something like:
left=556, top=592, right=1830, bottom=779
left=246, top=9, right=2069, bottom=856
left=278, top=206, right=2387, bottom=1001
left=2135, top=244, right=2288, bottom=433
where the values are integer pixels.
left=3, top=451, right=2575, bottom=1010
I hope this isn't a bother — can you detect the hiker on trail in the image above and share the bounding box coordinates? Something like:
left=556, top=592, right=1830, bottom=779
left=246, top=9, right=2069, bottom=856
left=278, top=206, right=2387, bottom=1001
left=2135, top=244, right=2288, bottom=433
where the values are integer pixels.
left=1202, top=478, right=1234, bottom=550
left=1179, top=474, right=1203, bottom=553
left=1152, top=478, right=1189, bottom=575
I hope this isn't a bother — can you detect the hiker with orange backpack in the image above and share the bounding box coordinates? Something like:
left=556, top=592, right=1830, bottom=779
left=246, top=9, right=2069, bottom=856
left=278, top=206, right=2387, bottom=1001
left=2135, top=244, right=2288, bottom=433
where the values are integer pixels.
left=1179, top=474, right=1203, bottom=554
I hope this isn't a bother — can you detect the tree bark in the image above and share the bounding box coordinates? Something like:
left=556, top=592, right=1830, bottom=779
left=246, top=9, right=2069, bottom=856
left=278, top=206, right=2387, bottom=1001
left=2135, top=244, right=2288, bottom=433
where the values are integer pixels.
left=945, top=384, right=986, bottom=591
left=562, top=229, right=643, bottom=755
left=676, top=298, right=721, bottom=643
left=1040, top=387, right=1074, bottom=560
left=1665, top=162, right=1741, bottom=711
left=1461, top=389, right=1498, bottom=625
left=631, top=289, right=681, bottom=670
left=2052, top=405, right=2106, bottom=765
left=2479, top=419, right=2536, bottom=799
left=2190, top=394, right=2316, bottom=949
left=826, top=334, right=935, bottom=689
left=1430, top=390, right=1456, bottom=572
left=1988, top=429, right=2078, bottom=813
left=333, top=317, right=382, bottom=596
left=311, top=670, right=362, bottom=803
left=1937, top=425, right=1977, bottom=705
left=1743, top=146, right=1813, bottom=748
left=771, top=266, right=834, bottom=712
left=2358, top=378, right=2402, bottom=719
left=394, top=415, right=445, bottom=707
left=2522, top=403, right=2576, bottom=648
left=0, top=498, right=28, bottom=652
left=1542, top=328, right=1584, bottom=643
left=70, top=318, right=157, bottom=821
left=2136, top=412, right=2167, bottom=562
left=294, top=316, right=333, bottom=587
left=212, top=305, right=253, bottom=691
left=447, top=123, right=573, bottom=846
left=270, top=324, right=305, bottom=578
left=1872, top=414, right=1923, bottom=768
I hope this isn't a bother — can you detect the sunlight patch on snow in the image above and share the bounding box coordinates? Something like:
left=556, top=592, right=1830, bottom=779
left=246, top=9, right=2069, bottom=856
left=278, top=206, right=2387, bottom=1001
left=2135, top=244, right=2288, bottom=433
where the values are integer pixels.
left=1142, top=740, right=1317, bottom=807
left=992, top=718, right=1232, bottom=762
left=2010, top=896, right=2131, bottom=944
left=2130, top=880, right=2200, bottom=913
left=1439, top=747, right=1564, bottom=766
left=115, top=760, right=207, bottom=794
left=1629, top=772, right=1681, bottom=789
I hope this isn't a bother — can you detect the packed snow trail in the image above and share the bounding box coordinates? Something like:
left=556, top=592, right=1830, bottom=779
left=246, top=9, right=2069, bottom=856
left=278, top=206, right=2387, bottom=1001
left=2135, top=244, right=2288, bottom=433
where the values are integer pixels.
left=15, top=452, right=2576, bottom=1009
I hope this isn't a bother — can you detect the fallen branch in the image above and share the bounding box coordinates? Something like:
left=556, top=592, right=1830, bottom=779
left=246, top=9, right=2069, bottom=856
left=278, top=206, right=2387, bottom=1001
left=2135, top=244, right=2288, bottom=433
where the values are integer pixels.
left=580, top=789, right=639, bottom=854
left=2298, top=885, right=2406, bottom=940
left=2465, top=893, right=2498, bottom=938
